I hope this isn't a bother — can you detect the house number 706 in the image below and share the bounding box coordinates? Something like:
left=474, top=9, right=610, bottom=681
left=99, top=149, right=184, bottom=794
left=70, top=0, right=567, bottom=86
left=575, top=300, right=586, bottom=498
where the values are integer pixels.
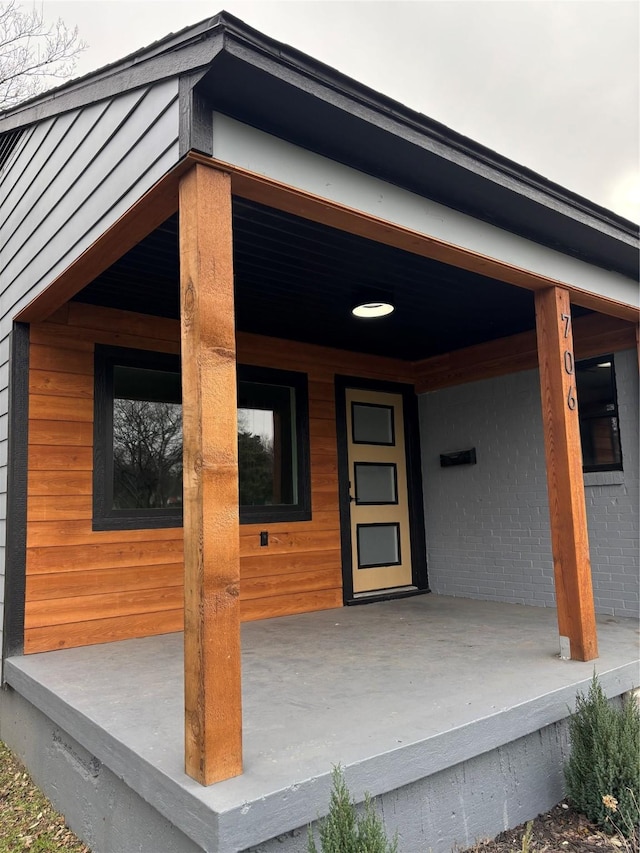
left=561, top=312, right=577, bottom=410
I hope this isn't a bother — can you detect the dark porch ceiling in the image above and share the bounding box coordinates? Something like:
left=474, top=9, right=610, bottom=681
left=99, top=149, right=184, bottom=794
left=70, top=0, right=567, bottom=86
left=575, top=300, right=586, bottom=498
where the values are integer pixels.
left=73, top=198, right=589, bottom=361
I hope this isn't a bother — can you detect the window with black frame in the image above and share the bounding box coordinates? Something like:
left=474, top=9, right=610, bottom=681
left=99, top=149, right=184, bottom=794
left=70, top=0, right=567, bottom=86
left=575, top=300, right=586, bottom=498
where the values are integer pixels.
left=93, top=347, right=310, bottom=529
left=237, top=365, right=310, bottom=523
left=575, top=354, right=623, bottom=473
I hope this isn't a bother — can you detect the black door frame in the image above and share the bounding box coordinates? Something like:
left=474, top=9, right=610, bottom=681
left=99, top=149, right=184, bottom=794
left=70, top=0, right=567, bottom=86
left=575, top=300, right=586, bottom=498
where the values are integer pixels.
left=335, top=375, right=429, bottom=604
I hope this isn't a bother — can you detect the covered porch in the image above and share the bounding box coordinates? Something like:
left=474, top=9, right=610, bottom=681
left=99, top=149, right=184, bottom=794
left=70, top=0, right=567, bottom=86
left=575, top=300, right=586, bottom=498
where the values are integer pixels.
left=7, top=156, right=638, bottom=795
left=1, top=15, right=637, bottom=853
left=3, top=595, right=639, bottom=853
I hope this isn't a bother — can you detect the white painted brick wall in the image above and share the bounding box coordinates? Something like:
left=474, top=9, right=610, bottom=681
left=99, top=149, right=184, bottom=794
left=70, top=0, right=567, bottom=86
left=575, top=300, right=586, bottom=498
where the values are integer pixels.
left=418, top=348, right=639, bottom=619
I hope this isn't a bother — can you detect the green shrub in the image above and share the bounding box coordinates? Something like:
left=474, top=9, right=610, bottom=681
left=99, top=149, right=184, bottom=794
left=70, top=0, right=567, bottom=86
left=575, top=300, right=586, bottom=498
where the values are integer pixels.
left=564, top=673, right=640, bottom=835
left=307, top=765, right=397, bottom=853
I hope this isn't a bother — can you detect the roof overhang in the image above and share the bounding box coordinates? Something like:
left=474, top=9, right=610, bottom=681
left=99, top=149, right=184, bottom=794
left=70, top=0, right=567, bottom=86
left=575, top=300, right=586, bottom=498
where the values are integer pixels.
left=1, top=11, right=637, bottom=282
left=194, top=22, right=638, bottom=279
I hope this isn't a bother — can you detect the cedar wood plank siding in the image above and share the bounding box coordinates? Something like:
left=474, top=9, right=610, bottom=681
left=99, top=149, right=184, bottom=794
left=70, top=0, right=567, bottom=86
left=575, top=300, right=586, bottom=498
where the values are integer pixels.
left=24, top=303, right=415, bottom=653
left=0, top=80, right=180, bottom=654
left=21, top=303, right=637, bottom=652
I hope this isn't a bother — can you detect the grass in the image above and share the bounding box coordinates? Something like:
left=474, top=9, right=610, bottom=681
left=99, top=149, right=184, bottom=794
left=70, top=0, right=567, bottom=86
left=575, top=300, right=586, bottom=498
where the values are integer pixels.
left=0, top=740, right=90, bottom=853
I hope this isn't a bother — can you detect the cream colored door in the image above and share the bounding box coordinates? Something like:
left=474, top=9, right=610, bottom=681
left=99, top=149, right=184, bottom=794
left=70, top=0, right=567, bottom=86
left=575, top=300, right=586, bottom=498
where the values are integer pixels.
left=346, top=388, right=413, bottom=594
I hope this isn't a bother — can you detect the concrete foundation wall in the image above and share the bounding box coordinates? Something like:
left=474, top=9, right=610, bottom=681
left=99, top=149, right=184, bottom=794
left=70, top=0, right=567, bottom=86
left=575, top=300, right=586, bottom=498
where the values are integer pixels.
left=419, top=348, right=639, bottom=619
left=246, top=718, right=571, bottom=853
left=0, top=688, right=204, bottom=853
left=0, top=684, right=574, bottom=853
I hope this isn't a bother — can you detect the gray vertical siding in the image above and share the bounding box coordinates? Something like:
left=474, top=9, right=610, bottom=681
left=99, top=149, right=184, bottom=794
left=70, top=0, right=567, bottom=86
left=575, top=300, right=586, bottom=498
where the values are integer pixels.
left=1, top=79, right=180, bottom=320
left=419, top=349, right=639, bottom=619
left=0, top=79, right=180, bottom=655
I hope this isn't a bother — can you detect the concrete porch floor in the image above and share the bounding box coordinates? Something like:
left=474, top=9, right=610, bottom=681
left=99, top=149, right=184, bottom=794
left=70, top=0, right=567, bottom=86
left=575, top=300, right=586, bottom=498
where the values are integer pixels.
left=3, top=595, right=640, bottom=852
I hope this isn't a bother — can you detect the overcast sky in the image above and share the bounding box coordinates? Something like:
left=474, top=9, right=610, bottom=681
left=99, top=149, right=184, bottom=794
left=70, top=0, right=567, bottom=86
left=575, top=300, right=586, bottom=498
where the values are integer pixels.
left=27, top=1, right=640, bottom=223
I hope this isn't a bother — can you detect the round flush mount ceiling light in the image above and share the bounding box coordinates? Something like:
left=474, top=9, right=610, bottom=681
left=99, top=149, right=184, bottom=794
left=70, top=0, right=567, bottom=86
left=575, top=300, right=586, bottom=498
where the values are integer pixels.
left=351, top=300, right=395, bottom=318
left=597, top=361, right=612, bottom=368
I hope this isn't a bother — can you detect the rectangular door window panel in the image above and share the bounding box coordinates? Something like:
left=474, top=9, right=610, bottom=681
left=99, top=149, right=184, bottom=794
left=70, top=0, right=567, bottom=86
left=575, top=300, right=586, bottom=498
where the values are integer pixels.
left=354, top=463, right=398, bottom=505
left=351, top=402, right=395, bottom=445
left=357, top=523, right=401, bottom=569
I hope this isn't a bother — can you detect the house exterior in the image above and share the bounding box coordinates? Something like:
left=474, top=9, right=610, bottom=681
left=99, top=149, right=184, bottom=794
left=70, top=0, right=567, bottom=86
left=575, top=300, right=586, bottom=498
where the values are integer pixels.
left=0, top=12, right=638, bottom=852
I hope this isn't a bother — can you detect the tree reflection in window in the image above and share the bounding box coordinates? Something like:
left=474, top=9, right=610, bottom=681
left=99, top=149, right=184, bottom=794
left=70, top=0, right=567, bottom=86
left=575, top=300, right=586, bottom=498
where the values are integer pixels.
left=95, top=351, right=311, bottom=528
left=237, top=381, right=297, bottom=508
left=238, top=408, right=275, bottom=506
left=112, top=367, right=183, bottom=510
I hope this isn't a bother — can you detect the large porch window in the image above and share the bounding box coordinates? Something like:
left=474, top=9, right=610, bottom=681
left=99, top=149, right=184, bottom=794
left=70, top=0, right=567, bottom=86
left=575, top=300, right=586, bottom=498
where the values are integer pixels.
left=93, top=347, right=310, bottom=529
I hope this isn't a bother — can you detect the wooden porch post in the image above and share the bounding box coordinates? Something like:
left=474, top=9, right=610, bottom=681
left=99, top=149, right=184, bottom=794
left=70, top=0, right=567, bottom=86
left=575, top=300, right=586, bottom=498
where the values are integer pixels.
left=179, top=163, right=243, bottom=784
left=535, top=286, right=598, bottom=661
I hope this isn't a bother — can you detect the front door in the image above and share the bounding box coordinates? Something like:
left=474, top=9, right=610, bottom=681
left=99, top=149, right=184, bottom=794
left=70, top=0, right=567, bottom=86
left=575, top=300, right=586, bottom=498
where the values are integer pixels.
left=345, top=388, right=413, bottom=594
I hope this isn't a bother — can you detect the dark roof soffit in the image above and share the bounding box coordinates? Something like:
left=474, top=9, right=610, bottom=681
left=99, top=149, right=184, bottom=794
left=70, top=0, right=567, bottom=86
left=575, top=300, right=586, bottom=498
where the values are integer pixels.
left=0, top=10, right=637, bottom=249
left=215, top=21, right=638, bottom=243
left=199, top=49, right=638, bottom=279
